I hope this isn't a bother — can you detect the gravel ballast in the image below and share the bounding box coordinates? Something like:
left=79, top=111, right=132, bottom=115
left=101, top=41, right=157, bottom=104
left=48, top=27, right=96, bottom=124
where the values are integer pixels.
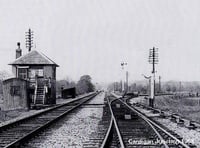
left=23, top=93, right=105, bottom=148
left=130, top=97, right=200, bottom=147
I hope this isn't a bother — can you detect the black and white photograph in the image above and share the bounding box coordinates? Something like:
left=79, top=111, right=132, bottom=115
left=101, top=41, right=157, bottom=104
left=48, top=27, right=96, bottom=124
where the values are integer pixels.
left=0, top=0, right=200, bottom=147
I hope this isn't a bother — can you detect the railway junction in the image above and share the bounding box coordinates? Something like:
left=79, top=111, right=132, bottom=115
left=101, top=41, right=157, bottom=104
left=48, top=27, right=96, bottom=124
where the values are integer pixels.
left=0, top=43, right=198, bottom=147
left=0, top=91, right=198, bottom=147
left=1, top=1, right=200, bottom=147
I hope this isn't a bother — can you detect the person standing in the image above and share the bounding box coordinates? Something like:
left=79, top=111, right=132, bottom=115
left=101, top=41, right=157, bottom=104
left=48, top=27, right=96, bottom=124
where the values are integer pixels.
left=48, top=77, right=52, bottom=98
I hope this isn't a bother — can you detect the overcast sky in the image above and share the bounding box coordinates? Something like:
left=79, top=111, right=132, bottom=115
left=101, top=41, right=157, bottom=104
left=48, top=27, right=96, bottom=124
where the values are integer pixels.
left=0, top=0, right=200, bottom=83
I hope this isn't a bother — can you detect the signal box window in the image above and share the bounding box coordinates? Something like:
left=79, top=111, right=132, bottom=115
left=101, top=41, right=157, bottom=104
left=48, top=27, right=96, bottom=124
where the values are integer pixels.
left=18, top=68, right=27, bottom=79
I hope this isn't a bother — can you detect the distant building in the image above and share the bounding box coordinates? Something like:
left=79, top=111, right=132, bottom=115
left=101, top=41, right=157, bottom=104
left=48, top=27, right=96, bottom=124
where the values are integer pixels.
left=3, top=43, right=59, bottom=110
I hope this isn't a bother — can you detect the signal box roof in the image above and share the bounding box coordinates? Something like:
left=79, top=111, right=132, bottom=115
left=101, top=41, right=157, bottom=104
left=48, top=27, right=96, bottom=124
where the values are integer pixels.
left=9, top=50, right=59, bottom=67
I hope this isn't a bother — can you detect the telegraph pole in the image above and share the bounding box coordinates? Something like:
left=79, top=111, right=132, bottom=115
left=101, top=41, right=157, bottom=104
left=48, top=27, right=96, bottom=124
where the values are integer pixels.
left=25, top=28, right=34, bottom=52
left=148, top=47, right=158, bottom=107
left=121, top=62, right=127, bottom=92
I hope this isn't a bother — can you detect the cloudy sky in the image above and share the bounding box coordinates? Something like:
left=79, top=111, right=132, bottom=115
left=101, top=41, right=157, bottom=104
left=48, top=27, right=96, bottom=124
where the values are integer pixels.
left=0, top=0, right=200, bottom=83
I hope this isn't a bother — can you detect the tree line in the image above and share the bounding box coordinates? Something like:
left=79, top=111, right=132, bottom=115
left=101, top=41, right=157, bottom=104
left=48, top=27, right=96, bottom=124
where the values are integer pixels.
left=56, top=75, right=95, bottom=96
left=108, top=80, right=200, bottom=94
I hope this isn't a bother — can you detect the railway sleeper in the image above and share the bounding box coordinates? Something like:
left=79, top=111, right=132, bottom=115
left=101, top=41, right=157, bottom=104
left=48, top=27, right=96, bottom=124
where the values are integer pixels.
left=2, top=128, right=32, bottom=133
left=36, top=116, right=58, bottom=120
left=56, top=106, right=74, bottom=110
left=83, top=144, right=99, bottom=148
left=40, top=111, right=66, bottom=115
left=30, top=118, right=54, bottom=123
left=18, top=123, right=42, bottom=127
left=0, top=136, right=20, bottom=140
left=48, top=110, right=68, bottom=113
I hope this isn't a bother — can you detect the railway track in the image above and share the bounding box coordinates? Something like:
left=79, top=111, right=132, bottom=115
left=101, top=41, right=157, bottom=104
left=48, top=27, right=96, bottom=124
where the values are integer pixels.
left=82, top=97, right=112, bottom=148
left=124, top=101, right=195, bottom=147
left=1, top=92, right=195, bottom=147
left=0, top=92, right=98, bottom=148
left=102, top=95, right=194, bottom=148
left=82, top=93, right=122, bottom=148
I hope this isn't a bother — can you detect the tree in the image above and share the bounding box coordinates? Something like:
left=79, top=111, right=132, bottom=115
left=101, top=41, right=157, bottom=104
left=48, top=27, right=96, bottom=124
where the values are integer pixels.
left=56, top=76, right=76, bottom=96
left=76, top=75, right=95, bottom=94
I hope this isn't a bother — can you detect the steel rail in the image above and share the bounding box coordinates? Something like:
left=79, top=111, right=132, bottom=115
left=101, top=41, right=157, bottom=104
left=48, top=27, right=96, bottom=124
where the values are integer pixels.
left=101, top=98, right=125, bottom=148
left=100, top=110, right=113, bottom=148
left=107, top=97, right=125, bottom=148
left=111, top=92, right=191, bottom=147
left=123, top=100, right=190, bottom=148
left=111, top=93, right=169, bottom=147
left=3, top=93, right=98, bottom=148
left=115, top=98, right=169, bottom=148
left=100, top=120, right=114, bottom=148
left=0, top=92, right=96, bottom=130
